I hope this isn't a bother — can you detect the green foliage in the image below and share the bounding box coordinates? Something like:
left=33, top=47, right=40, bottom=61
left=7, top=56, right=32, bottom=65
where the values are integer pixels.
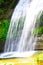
left=34, top=26, right=43, bottom=36
left=0, top=0, right=5, bottom=4
left=0, top=8, right=4, bottom=14
left=34, top=11, right=43, bottom=36
left=0, top=19, right=10, bottom=40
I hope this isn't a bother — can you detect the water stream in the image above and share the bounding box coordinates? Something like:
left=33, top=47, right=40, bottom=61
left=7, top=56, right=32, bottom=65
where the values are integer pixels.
left=4, top=0, right=43, bottom=52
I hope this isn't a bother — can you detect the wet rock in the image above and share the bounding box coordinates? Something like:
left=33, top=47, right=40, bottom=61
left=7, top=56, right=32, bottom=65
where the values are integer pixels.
left=0, top=40, right=5, bottom=53
left=35, top=34, right=43, bottom=50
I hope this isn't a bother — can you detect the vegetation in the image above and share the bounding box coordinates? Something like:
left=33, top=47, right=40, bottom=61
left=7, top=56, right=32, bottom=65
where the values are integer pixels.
left=34, top=26, right=43, bottom=36
left=34, top=11, right=43, bottom=36
left=0, top=0, right=19, bottom=40
left=0, top=0, right=5, bottom=4
left=0, top=0, right=19, bottom=52
left=0, top=19, right=10, bottom=40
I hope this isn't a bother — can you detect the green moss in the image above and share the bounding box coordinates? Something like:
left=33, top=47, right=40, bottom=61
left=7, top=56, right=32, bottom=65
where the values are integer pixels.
left=0, top=19, right=10, bottom=40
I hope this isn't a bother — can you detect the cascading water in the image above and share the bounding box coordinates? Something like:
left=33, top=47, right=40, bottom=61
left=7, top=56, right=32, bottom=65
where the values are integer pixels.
left=4, top=0, right=43, bottom=52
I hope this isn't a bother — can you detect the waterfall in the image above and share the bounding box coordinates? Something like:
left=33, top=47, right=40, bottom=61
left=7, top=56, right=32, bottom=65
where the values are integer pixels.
left=4, top=0, right=43, bottom=52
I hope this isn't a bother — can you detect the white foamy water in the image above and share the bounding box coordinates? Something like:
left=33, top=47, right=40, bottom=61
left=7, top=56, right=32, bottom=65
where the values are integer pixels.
left=4, top=0, right=43, bottom=52
left=0, top=51, right=37, bottom=58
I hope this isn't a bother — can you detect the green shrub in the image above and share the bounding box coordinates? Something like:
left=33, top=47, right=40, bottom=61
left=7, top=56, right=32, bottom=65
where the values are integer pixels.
left=0, top=19, right=10, bottom=40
